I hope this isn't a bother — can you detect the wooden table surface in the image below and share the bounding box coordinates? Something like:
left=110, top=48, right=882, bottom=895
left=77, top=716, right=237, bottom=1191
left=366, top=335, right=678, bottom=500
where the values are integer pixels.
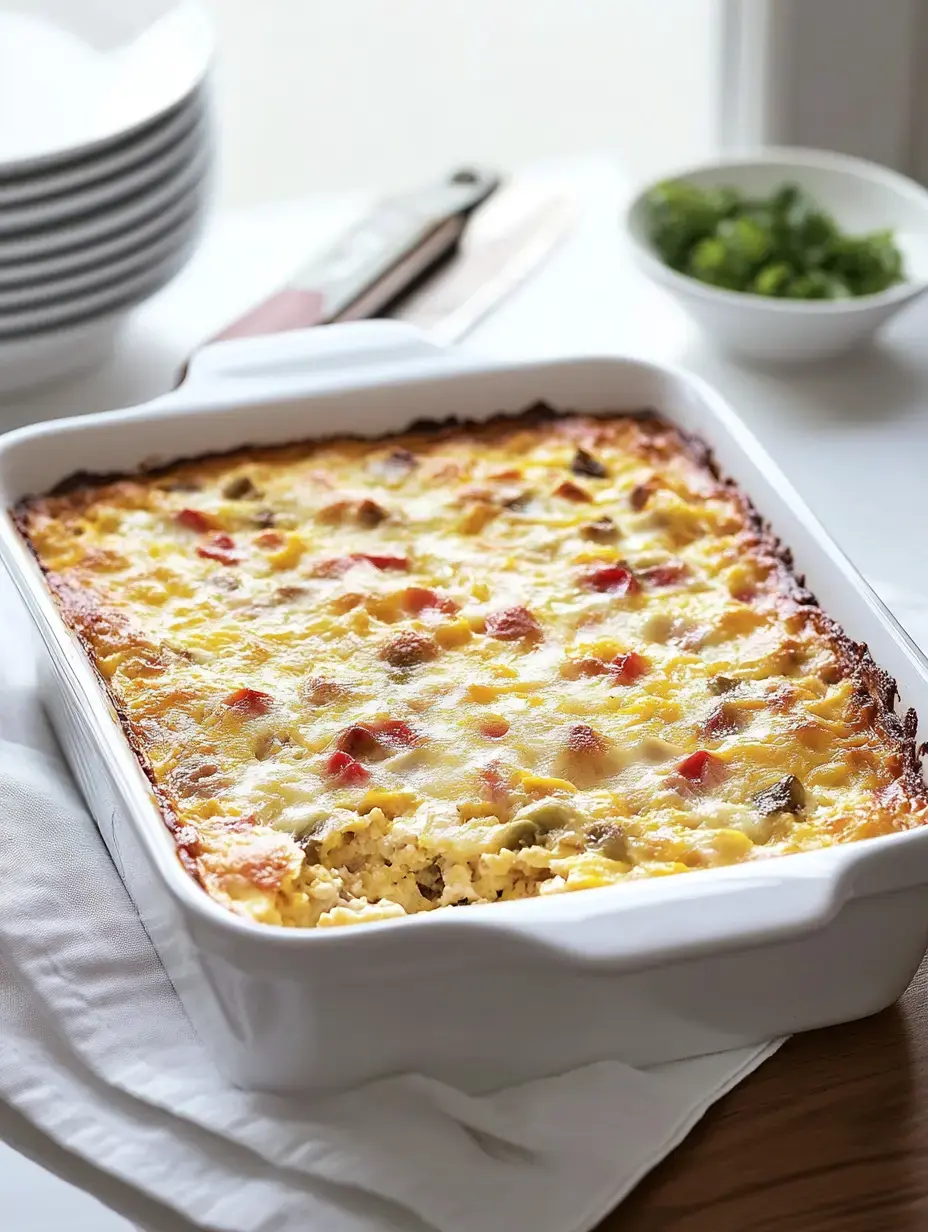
left=600, top=955, right=928, bottom=1231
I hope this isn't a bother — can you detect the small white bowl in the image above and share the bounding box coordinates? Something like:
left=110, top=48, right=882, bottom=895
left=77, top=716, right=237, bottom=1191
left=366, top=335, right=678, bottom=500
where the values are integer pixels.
left=625, top=148, right=928, bottom=362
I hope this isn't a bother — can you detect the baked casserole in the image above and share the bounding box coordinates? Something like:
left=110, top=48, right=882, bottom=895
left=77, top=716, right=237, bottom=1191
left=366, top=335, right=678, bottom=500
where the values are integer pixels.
left=16, top=408, right=928, bottom=928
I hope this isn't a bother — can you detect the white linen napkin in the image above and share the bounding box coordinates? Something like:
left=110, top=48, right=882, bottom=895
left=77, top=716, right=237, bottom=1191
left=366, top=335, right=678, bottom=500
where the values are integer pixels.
left=0, top=578, right=782, bottom=1232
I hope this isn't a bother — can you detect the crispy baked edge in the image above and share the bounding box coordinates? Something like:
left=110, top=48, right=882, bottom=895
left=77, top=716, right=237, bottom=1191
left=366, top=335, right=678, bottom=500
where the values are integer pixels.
left=13, top=403, right=928, bottom=890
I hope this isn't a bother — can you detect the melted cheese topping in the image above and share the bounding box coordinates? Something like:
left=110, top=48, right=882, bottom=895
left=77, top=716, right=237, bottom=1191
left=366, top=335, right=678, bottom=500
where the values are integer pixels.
left=18, top=412, right=927, bottom=928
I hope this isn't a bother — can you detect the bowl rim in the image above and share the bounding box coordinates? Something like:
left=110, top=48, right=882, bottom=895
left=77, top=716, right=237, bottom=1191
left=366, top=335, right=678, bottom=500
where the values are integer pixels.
left=624, top=145, right=928, bottom=315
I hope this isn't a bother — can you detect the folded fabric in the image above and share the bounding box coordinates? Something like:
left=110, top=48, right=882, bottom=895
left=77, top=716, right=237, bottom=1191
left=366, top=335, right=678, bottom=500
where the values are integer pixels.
left=0, top=578, right=777, bottom=1232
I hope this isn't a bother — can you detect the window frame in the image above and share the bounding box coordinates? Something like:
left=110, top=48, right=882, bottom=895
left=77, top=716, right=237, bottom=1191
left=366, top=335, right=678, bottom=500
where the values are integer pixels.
left=719, top=0, right=925, bottom=179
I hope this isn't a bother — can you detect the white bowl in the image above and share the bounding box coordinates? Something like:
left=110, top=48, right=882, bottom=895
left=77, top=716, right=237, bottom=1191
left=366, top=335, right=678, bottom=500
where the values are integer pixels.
left=0, top=88, right=203, bottom=208
left=625, top=148, right=928, bottom=362
left=0, top=208, right=202, bottom=312
left=0, top=180, right=203, bottom=287
left=0, top=2, right=213, bottom=174
left=0, top=310, right=125, bottom=395
left=0, top=224, right=202, bottom=337
left=0, top=109, right=207, bottom=234
left=0, top=142, right=209, bottom=263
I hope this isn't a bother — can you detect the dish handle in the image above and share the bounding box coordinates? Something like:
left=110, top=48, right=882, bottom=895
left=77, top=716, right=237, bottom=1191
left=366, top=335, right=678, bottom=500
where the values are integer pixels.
left=513, top=868, right=845, bottom=972
left=515, top=830, right=928, bottom=971
left=177, top=320, right=459, bottom=396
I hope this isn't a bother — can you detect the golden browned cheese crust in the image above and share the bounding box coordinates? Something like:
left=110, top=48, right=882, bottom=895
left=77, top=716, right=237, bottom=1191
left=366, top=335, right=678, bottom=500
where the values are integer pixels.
left=16, top=409, right=928, bottom=928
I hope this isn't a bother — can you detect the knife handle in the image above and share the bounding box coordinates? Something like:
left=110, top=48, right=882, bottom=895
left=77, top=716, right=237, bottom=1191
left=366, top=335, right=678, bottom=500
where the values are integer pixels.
left=211, top=167, right=500, bottom=344
left=212, top=289, right=327, bottom=341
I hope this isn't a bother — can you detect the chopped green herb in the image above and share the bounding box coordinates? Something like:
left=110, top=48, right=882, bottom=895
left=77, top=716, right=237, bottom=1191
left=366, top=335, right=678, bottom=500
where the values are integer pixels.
left=641, top=179, right=905, bottom=299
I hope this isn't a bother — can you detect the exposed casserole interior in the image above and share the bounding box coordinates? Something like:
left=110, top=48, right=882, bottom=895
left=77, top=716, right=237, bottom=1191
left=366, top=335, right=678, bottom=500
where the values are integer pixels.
left=15, top=408, right=928, bottom=928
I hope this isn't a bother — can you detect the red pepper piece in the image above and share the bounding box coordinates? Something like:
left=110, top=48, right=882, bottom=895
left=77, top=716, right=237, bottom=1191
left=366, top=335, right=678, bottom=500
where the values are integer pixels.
left=640, top=562, right=689, bottom=586
left=224, top=687, right=273, bottom=716
left=586, top=565, right=639, bottom=595
left=677, top=750, right=725, bottom=784
left=485, top=605, right=543, bottom=641
left=370, top=718, right=419, bottom=746
left=609, top=651, right=648, bottom=685
left=197, top=533, right=240, bottom=565
left=403, top=586, right=458, bottom=615
left=355, top=553, right=409, bottom=571
left=480, top=760, right=510, bottom=803
left=176, top=508, right=214, bottom=533
left=325, top=750, right=370, bottom=786
left=703, top=703, right=741, bottom=738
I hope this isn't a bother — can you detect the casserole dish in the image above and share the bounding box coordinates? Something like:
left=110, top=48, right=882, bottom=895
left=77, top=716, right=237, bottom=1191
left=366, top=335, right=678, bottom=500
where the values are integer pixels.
left=2, top=320, right=928, bottom=1092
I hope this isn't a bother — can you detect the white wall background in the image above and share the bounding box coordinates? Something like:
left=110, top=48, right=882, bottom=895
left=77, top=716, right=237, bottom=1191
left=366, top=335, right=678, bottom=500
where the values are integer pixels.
left=202, top=0, right=723, bottom=206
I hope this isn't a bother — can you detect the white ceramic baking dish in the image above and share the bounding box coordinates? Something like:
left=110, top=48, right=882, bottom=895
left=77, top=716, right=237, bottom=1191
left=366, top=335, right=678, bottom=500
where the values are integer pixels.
left=3, top=320, right=928, bottom=1094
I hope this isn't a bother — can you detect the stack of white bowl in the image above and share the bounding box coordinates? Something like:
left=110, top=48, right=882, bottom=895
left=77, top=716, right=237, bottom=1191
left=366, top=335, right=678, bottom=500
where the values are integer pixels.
left=0, top=2, right=213, bottom=392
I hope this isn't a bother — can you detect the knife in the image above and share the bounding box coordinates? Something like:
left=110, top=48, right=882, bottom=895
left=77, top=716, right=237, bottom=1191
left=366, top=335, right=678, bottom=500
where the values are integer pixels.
left=387, top=189, right=571, bottom=342
left=205, top=168, right=570, bottom=353
left=211, top=167, right=501, bottom=342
